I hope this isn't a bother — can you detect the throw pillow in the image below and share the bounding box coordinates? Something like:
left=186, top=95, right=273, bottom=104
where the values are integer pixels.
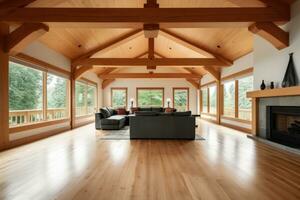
left=131, top=107, right=139, bottom=114
left=116, top=108, right=127, bottom=115
left=165, top=108, right=175, bottom=113
left=100, top=108, right=111, bottom=118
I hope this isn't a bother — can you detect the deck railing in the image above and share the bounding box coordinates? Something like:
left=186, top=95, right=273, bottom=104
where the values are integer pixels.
left=9, top=108, right=67, bottom=126
left=223, top=108, right=251, bottom=121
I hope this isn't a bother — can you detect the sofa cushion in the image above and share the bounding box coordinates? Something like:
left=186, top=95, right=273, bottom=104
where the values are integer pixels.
left=135, top=111, right=159, bottom=116
left=139, top=107, right=152, bottom=112
left=101, top=115, right=126, bottom=125
left=100, top=108, right=111, bottom=118
left=151, top=107, right=163, bottom=112
left=173, top=111, right=191, bottom=116
left=116, top=108, right=127, bottom=115
left=130, top=107, right=139, bottom=114
left=159, top=112, right=173, bottom=116
left=107, top=107, right=117, bottom=116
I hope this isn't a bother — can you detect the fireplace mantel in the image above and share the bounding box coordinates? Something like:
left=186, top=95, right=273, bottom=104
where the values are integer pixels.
left=247, top=86, right=300, bottom=98
left=247, top=86, right=300, bottom=136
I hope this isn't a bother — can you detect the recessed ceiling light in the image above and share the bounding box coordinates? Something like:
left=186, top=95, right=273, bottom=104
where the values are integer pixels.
left=217, top=45, right=221, bottom=48
left=129, top=46, right=132, bottom=50
left=78, top=44, right=82, bottom=48
left=169, top=47, right=172, bottom=50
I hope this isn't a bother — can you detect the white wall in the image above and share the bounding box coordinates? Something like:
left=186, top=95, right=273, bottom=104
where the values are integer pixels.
left=103, top=79, right=198, bottom=114
left=253, top=0, right=300, bottom=89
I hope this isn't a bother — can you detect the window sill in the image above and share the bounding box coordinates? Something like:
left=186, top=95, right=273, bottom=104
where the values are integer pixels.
left=221, top=116, right=251, bottom=124
left=9, top=118, right=70, bottom=134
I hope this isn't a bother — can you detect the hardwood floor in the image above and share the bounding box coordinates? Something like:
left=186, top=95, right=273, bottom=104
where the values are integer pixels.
left=0, top=119, right=300, bottom=200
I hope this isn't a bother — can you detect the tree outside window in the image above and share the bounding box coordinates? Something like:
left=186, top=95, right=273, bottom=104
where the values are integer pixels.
left=173, top=88, right=189, bottom=111
left=137, top=88, right=163, bottom=107
left=111, top=88, right=127, bottom=108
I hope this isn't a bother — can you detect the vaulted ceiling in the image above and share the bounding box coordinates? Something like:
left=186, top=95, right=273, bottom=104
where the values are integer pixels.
left=2, top=0, right=292, bottom=85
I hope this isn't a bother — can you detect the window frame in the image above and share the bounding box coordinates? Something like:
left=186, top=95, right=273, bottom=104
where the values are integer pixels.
left=111, top=87, right=128, bottom=109
left=75, top=78, right=98, bottom=118
left=172, top=87, right=189, bottom=111
left=136, top=87, right=164, bottom=108
left=221, top=74, right=253, bottom=123
left=8, top=56, right=71, bottom=130
left=200, top=82, right=216, bottom=116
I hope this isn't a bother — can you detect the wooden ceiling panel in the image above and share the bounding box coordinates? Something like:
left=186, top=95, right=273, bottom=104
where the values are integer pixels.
left=93, top=35, right=148, bottom=58
left=165, top=28, right=253, bottom=61
left=39, top=28, right=135, bottom=58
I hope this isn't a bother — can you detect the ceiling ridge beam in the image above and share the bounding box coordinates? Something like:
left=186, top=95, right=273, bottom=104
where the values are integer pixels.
left=78, top=58, right=228, bottom=67
left=249, top=22, right=289, bottom=50
left=1, top=8, right=290, bottom=24
left=5, top=23, right=49, bottom=55
left=72, top=29, right=143, bottom=66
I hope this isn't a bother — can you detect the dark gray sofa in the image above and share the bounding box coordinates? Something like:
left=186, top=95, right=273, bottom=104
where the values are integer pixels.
left=129, top=111, right=195, bottom=139
left=95, top=107, right=128, bottom=130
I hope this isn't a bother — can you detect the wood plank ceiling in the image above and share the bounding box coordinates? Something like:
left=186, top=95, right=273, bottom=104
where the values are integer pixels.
left=26, top=0, right=265, bottom=77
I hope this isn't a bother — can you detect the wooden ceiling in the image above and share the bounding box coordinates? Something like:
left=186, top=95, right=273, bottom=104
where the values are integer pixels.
left=2, top=0, right=291, bottom=83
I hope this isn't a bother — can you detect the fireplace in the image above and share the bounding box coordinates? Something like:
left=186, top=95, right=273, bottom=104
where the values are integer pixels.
left=267, top=106, right=300, bottom=148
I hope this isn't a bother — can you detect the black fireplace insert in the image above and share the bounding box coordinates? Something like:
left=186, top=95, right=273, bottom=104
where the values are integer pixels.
left=267, top=106, right=300, bottom=149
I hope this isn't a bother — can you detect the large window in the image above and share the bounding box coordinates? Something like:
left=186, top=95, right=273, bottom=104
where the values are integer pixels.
left=47, top=74, right=69, bottom=120
left=111, top=88, right=127, bottom=108
left=238, top=76, right=253, bottom=121
left=75, top=81, right=97, bottom=117
left=173, top=88, right=189, bottom=111
left=137, top=88, right=164, bottom=107
left=222, top=75, right=253, bottom=121
left=209, top=86, right=217, bottom=114
left=223, top=81, right=235, bottom=117
left=9, top=61, right=70, bottom=127
left=201, top=88, right=208, bottom=113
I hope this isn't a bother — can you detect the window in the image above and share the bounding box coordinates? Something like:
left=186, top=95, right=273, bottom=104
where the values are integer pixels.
left=137, top=88, right=164, bottom=107
left=222, top=75, right=253, bottom=121
left=9, top=61, right=70, bottom=127
left=9, top=61, right=43, bottom=126
left=111, top=88, right=127, bottom=108
left=47, top=73, right=69, bottom=120
left=223, top=81, right=235, bottom=117
left=87, top=85, right=97, bottom=115
left=209, top=86, right=217, bottom=114
left=201, top=88, right=208, bottom=113
left=238, top=76, right=253, bottom=121
left=173, top=88, right=189, bottom=111
left=75, top=81, right=97, bottom=117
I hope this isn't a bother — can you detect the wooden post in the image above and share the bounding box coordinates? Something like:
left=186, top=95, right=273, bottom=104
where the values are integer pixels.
left=70, top=66, right=76, bottom=129
left=252, top=97, right=259, bottom=135
left=216, top=80, right=221, bottom=124
left=0, top=23, right=9, bottom=150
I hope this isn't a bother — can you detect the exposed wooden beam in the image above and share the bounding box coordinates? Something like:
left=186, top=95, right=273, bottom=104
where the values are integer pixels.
left=78, top=58, right=228, bottom=67
left=5, top=23, right=49, bottom=55
left=102, top=79, right=115, bottom=89
left=74, top=66, right=93, bottom=80
left=0, top=0, right=37, bottom=9
left=0, top=23, right=9, bottom=150
left=186, top=79, right=200, bottom=89
left=1, top=8, right=289, bottom=24
left=160, top=29, right=233, bottom=65
left=72, top=29, right=143, bottom=66
left=147, top=38, right=156, bottom=70
left=203, top=66, right=220, bottom=80
left=99, top=73, right=201, bottom=79
left=249, top=22, right=289, bottom=50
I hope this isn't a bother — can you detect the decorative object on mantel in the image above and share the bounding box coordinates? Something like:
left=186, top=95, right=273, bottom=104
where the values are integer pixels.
left=260, top=80, right=266, bottom=90
left=282, top=53, right=298, bottom=88
left=270, top=82, right=275, bottom=89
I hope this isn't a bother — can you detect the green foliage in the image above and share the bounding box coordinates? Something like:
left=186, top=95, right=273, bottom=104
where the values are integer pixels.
left=112, top=89, right=126, bottom=108
left=209, top=86, right=216, bottom=114
left=201, top=89, right=208, bottom=112
left=47, top=74, right=67, bottom=109
left=75, top=81, right=86, bottom=107
left=174, top=90, right=188, bottom=111
left=87, top=85, right=96, bottom=107
left=224, top=81, right=235, bottom=116
left=9, top=62, right=43, bottom=110
left=138, top=90, right=163, bottom=107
